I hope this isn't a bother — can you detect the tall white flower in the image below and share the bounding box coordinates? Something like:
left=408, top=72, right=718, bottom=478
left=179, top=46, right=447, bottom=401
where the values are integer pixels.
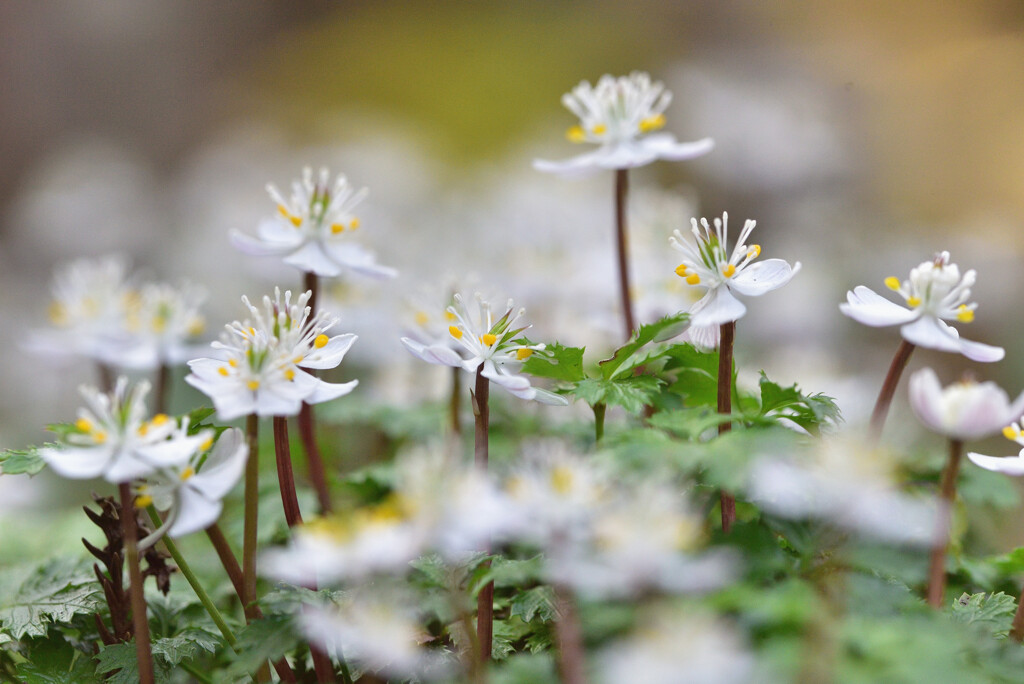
left=400, top=293, right=567, bottom=405
left=38, top=378, right=195, bottom=483
left=908, top=367, right=1024, bottom=442
left=839, top=251, right=1003, bottom=362
left=533, top=72, right=714, bottom=176
left=185, top=289, right=358, bottom=420
left=119, top=281, right=207, bottom=369
left=669, top=212, right=800, bottom=331
left=967, top=421, right=1024, bottom=476
left=230, top=167, right=397, bottom=279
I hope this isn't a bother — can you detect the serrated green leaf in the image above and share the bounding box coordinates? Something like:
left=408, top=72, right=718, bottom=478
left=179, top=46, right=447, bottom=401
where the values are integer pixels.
left=573, top=376, right=663, bottom=413
left=755, top=373, right=842, bottom=434
left=492, top=616, right=534, bottom=660
left=647, top=407, right=743, bottom=440
left=0, top=557, right=103, bottom=640
left=951, top=592, right=1017, bottom=637
left=960, top=465, right=1021, bottom=510
left=509, top=586, right=556, bottom=623
left=598, top=312, right=689, bottom=380
left=492, top=652, right=558, bottom=684
left=15, top=633, right=100, bottom=683
left=225, top=613, right=303, bottom=679
left=522, top=343, right=585, bottom=383
left=662, top=342, right=723, bottom=408
left=0, top=446, right=48, bottom=475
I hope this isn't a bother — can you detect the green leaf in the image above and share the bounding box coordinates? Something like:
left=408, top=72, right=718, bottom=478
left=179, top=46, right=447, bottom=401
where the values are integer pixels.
left=755, top=373, right=842, bottom=434
left=647, top=407, right=744, bottom=440
left=492, top=616, right=534, bottom=660
left=662, top=343, right=722, bottom=408
left=951, top=592, right=1017, bottom=637
left=573, top=375, right=663, bottom=413
left=0, top=557, right=104, bottom=640
left=225, top=613, right=303, bottom=679
left=95, top=642, right=174, bottom=684
left=598, top=312, right=689, bottom=380
left=509, top=586, right=556, bottom=623
left=0, top=446, right=48, bottom=475
left=15, top=633, right=100, bottom=683
left=522, top=343, right=585, bottom=383
left=959, top=465, right=1021, bottom=510
left=492, top=653, right=558, bottom=684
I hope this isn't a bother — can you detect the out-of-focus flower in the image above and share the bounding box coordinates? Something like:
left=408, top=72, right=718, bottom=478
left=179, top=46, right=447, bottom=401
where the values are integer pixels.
left=668, top=212, right=799, bottom=340
left=597, top=609, right=755, bottom=684
left=533, top=72, right=713, bottom=176
left=38, top=378, right=194, bottom=483
left=401, top=293, right=567, bottom=405
left=839, top=251, right=1003, bottom=362
left=749, top=437, right=936, bottom=545
left=185, top=289, right=358, bottom=420
left=136, top=426, right=247, bottom=540
left=230, top=167, right=397, bottom=279
left=908, top=367, right=1024, bottom=441
left=120, top=281, right=207, bottom=368
left=967, top=421, right=1024, bottom=475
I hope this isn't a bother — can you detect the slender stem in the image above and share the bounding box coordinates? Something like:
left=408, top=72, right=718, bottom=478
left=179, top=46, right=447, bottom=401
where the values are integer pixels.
left=869, top=339, right=916, bottom=442
left=450, top=366, right=463, bottom=435
left=118, top=483, right=154, bottom=684
left=553, top=584, right=587, bottom=684
left=718, top=321, right=736, bottom=533
left=146, top=508, right=237, bottom=649
left=206, top=523, right=244, bottom=601
left=927, top=438, right=964, bottom=608
left=1011, top=580, right=1024, bottom=641
left=242, top=414, right=260, bottom=623
left=472, top=367, right=493, bottom=663
left=274, top=417, right=304, bottom=527
left=300, top=270, right=334, bottom=515
left=154, top=363, right=170, bottom=416
left=593, top=403, right=606, bottom=444
left=614, top=168, right=635, bottom=340
left=97, top=363, right=115, bottom=394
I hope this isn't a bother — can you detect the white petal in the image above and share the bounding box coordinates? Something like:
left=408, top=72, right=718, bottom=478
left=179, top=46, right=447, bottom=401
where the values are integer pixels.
left=839, top=286, right=917, bottom=327
left=899, top=317, right=963, bottom=354
left=167, top=487, right=223, bottom=538
left=532, top=150, right=607, bottom=177
left=283, top=242, right=342, bottom=277
left=254, top=388, right=303, bottom=417
left=593, top=141, right=658, bottom=169
left=689, top=287, right=747, bottom=328
left=305, top=378, right=359, bottom=405
left=229, top=229, right=298, bottom=257
left=957, top=337, right=1006, bottom=363
left=908, top=368, right=944, bottom=433
left=301, top=334, right=357, bottom=370
left=637, top=134, right=715, bottom=161
left=104, top=450, right=160, bottom=483
left=39, top=445, right=113, bottom=480
left=729, top=259, right=799, bottom=296
left=400, top=337, right=465, bottom=368
left=133, top=435, right=202, bottom=470
left=530, top=388, right=570, bottom=406
left=322, top=243, right=398, bottom=280
left=189, top=429, right=248, bottom=501
left=256, top=216, right=304, bottom=244
left=967, top=451, right=1024, bottom=476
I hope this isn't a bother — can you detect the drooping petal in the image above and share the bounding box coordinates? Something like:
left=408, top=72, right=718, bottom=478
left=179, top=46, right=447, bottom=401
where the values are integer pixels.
left=256, top=216, right=305, bottom=244
left=134, top=433, right=206, bottom=470
left=637, top=133, right=715, bottom=162
left=283, top=242, right=342, bottom=277
left=167, top=486, right=224, bottom=538
left=839, top=286, right=918, bottom=327
left=592, top=141, right=659, bottom=170
left=729, top=259, right=800, bottom=296
left=400, top=337, right=465, bottom=368
left=967, top=451, right=1024, bottom=477
left=532, top=149, right=611, bottom=178
left=38, top=445, right=114, bottom=480
left=481, top=360, right=537, bottom=401
left=254, top=387, right=303, bottom=417
left=907, top=367, right=944, bottom=433
left=322, top=243, right=398, bottom=280
left=688, top=287, right=747, bottom=328
left=305, top=378, right=359, bottom=405
left=531, top=387, right=570, bottom=406
left=899, top=316, right=964, bottom=354
left=229, top=229, right=299, bottom=257
left=188, top=429, right=248, bottom=501
left=104, top=449, right=162, bottom=484
left=957, top=337, right=1006, bottom=363
left=300, top=334, right=357, bottom=370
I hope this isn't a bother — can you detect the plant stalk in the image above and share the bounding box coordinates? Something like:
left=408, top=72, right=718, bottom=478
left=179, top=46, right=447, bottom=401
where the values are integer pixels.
left=118, top=482, right=154, bottom=684
left=927, top=438, right=964, bottom=608
left=242, top=414, right=260, bottom=623
left=593, top=402, right=606, bottom=444
left=154, top=362, right=170, bottom=416
left=614, top=169, right=635, bottom=340
left=300, top=270, right=334, bottom=514
left=273, top=416, right=304, bottom=527
left=451, top=365, right=463, bottom=435
left=718, top=321, right=736, bottom=533
left=472, top=366, right=493, bottom=663
left=553, top=584, right=587, bottom=684
left=869, top=339, right=916, bottom=442
left=1011, top=581, right=1024, bottom=641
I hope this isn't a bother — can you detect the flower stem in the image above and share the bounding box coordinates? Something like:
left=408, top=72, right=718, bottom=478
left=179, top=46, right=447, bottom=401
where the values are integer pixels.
left=593, top=402, right=606, bottom=444
left=451, top=365, right=463, bottom=435
left=869, top=339, right=916, bottom=442
left=97, top=363, right=115, bottom=394
left=154, top=362, right=170, bottom=416
left=1010, top=581, right=1024, bottom=641
left=472, top=366, right=493, bottom=663
left=242, top=414, right=260, bottom=623
left=118, top=483, right=154, bottom=684
left=614, top=168, right=635, bottom=340
left=145, top=508, right=237, bottom=650
left=553, top=584, right=587, bottom=684
left=300, top=270, right=334, bottom=514
left=927, top=438, right=964, bottom=608
left=273, top=416, right=304, bottom=527
left=718, top=321, right=736, bottom=533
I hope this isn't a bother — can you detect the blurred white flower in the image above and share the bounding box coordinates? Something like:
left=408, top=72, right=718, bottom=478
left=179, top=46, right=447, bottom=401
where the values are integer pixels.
left=749, top=437, right=936, bottom=545
left=38, top=378, right=191, bottom=483
left=119, top=281, right=207, bottom=369
left=533, top=72, right=713, bottom=176
left=909, top=367, right=1024, bottom=441
left=401, top=292, right=567, bottom=405
left=839, top=251, right=1003, bottom=362
left=967, top=421, right=1024, bottom=475
left=669, top=212, right=800, bottom=339
left=597, top=610, right=755, bottom=684
left=185, top=289, right=358, bottom=420
left=230, top=167, right=397, bottom=279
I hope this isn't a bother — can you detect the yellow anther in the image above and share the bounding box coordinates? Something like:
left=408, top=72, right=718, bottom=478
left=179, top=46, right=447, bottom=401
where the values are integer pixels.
left=247, top=380, right=260, bottom=391
left=884, top=277, right=901, bottom=291
left=957, top=306, right=974, bottom=323
left=75, top=418, right=92, bottom=432
left=218, top=366, right=230, bottom=377
left=675, top=264, right=688, bottom=277
left=152, top=414, right=168, bottom=426
left=330, top=223, right=345, bottom=234
left=748, top=245, right=761, bottom=258
left=248, top=327, right=256, bottom=336
left=180, top=466, right=195, bottom=481
left=686, top=273, right=701, bottom=285
left=449, top=325, right=463, bottom=339
left=228, top=358, right=238, bottom=368
left=907, top=296, right=922, bottom=308
left=550, top=466, right=574, bottom=495
left=284, top=368, right=295, bottom=381
left=314, top=334, right=329, bottom=348
left=134, top=494, right=153, bottom=509
left=187, top=319, right=205, bottom=336
left=48, top=302, right=67, bottom=325
left=293, top=355, right=304, bottom=364
left=415, top=311, right=429, bottom=326
left=591, top=123, right=607, bottom=135
left=93, top=431, right=107, bottom=444
left=566, top=125, right=586, bottom=143
left=722, top=263, right=736, bottom=278
left=482, top=333, right=497, bottom=346
left=445, top=311, right=456, bottom=322
left=639, top=113, right=666, bottom=132
left=151, top=318, right=166, bottom=333
left=516, top=348, right=534, bottom=360
left=350, top=217, right=360, bottom=230
left=1003, top=426, right=1019, bottom=441
left=199, top=437, right=213, bottom=451
left=278, top=205, right=302, bottom=227
left=137, top=423, right=149, bottom=436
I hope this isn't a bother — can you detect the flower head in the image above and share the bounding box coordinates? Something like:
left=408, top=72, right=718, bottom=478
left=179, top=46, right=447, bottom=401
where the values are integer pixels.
left=669, top=212, right=800, bottom=335
left=967, top=421, right=1024, bottom=476
left=400, top=293, right=567, bottom=405
left=839, top=251, right=1003, bottom=362
left=119, top=281, right=207, bottom=368
left=230, top=167, right=397, bottom=279
left=185, top=288, right=358, bottom=420
left=909, top=367, right=1024, bottom=441
left=534, top=72, right=714, bottom=176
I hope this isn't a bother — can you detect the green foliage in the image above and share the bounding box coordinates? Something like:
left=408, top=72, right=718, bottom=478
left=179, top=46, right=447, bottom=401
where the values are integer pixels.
left=0, top=557, right=103, bottom=640
left=596, top=312, right=689, bottom=381
left=753, top=373, right=842, bottom=434
left=224, top=613, right=303, bottom=680
left=0, top=446, right=47, bottom=476
left=522, top=343, right=586, bottom=383
left=951, top=592, right=1017, bottom=638
left=14, top=633, right=100, bottom=683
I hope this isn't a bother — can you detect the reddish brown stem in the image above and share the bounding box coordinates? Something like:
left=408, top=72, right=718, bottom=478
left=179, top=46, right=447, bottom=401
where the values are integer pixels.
left=927, top=438, right=963, bottom=608
left=870, top=339, right=916, bottom=442
left=1011, top=580, right=1024, bottom=641
left=472, top=367, right=493, bottom=662
left=553, top=585, right=588, bottom=684
left=718, top=321, right=736, bottom=533
left=274, top=417, right=304, bottom=527
left=450, top=365, right=463, bottom=435
left=119, top=483, right=154, bottom=684
left=154, top=362, right=170, bottom=416
left=614, top=169, right=635, bottom=340
left=300, top=270, right=334, bottom=514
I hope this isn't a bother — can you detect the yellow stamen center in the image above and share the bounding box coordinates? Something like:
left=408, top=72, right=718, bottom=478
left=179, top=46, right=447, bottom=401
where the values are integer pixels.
left=200, top=437, right=213, bottom=451
left=138, top=423, right=149, bottom=436
left=415, top=311, right=429, bottom=326
left=748, top=245, right=761, bottom=258
left=675, top=264, right=688, bottom=277
left=639, top=114, right=666, bottom=132
left=93, top=431, right=107, bottom=444
left=331, top=223, right=345, bottom=234
left=1003, top=426, right=1019, bottom=441
left=180, top=466, right=195, bottom=481
left=314, top=334, right=329, bottom=348
left=884, top=277, right=901, bottom=291
left=293, top=355, right=304, bottom=364
left=482, top=333, right=497, bottom=346
left=187, top=319, right=205, bottom=336
left=686, top=273, right=701, bottom=286
left=907, top=296, right=922, bottom=308
left=591, top=123, right=607, bottom=135
left=551, top=466, right=574, bottom=495
left=48, top=302, right=67, bottom=325
left=284, top=368, right=295, bottom=381
left=218, top=366, right=230, bottom=377
left=228, top=359, right=238, bottom=368
left=350, top=217, right=360, bottom=230
left=445, top=311, right=456, bottom=322
left=152, top=414, right=168, bottom=426
left=278, top=205, right=302, bottom=227
left=75, top=418, right=92, bottom=432
left=516, top=348, right=534, bottom=360
left=247, top=380, right=260, bottom=391
left=722, top=264, right=736, bottom=278
left=449, top=326, right=463, bottom=339
left=135, top=495, right=153, bottom=509
left=957, top=305, right=974, bottom=323
left=567, top=125, right=586, bottom=143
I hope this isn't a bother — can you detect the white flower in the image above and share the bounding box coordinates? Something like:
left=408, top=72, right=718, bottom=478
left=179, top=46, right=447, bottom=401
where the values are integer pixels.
left=230, top=167, right=397, bottom=279
left=185, top=289, right=358, bottom=421
left=669, top=212, right=800, bottom=333
left=136, top=426, right=248, bottom=540
left=967, top=421, right=1024, bottom=476
left=533, top=72, right=714, bottom=176
left=908, top=367, right=1024, bottom=441
left=118, top=281, right=208, bottom=369
left=839, top=251, right=1004, bottom=362
left=400, top=293, right=567, bottom=405
left=38, top=378, right=192, bottom=483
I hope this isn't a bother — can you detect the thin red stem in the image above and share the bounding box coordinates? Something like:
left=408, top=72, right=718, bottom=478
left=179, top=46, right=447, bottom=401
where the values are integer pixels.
left=273, top=416, right=304, bottom=527
left=119, top=483, right=154, bottom=684
left=300, top=270, right=334, bottom=514
left=869, top=340, right=916, bottom=442
left=927, top=438, right=963, bottom=608
left=473, top=367, right=493, bottom=662
left=718, top=321, right=736, bottom=533
left=614, top=169, right=635, bottom=340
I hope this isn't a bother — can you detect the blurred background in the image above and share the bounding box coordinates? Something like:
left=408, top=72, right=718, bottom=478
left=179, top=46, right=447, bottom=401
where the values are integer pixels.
left=3, top=0, right=1024, bottom=537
